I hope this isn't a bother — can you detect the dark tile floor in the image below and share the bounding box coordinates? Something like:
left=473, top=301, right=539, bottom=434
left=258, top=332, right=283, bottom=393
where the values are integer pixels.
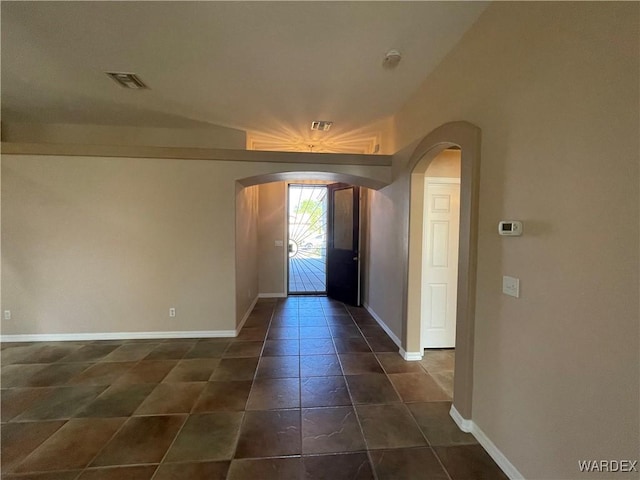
left=1, top=297, right=508, bottom=479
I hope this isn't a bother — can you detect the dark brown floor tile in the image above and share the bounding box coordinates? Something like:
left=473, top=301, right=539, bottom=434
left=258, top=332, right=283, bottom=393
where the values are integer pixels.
left=223, top=341, right=264, bottom=358
left=58, top=344, right=119, bottom=363
left=299, top=326, right=332, bottom=338
left=376, top=353, right=424, bottom=374
left=91, top=415, right=186, bottom=466
left=2, top=344, right=82, bottom=365
left=164, top=412, right=243, bottom=462
left=235, top=409, right=301, bottom=458
left=22, top=363, right=91, bottom=387
left=228, top=457, right=300, bottom=480
left=328, top=325, right=363, bottom=338
left=370, top=447, right=449, bottom=480
left=388, top=372, right=451, bottom=402
left=247, top=377, right=300, bottom=410
left=434, top=445, right=509, bottom=480
left=420, top=350, right=455, bottom=371
left=366, top=336, right=398, bottom=353
left=334, top=338, right=371, bottom=354
left=345, top=374, right=401, bottom=405
left=75, top=383, right=156, bottom=417
left=135, top=382, right=205, bottom=414
left=358, top=325, right=388, bottom=338
left=303, top=452, right=374, bottom=480
left=322, top=306, right=348, bottom=315
left=244, top=316, right=273, bottom=328
left=352, top=316, right=378, bottom=326
left=162, top=358, right=219, bottom=382
left=184, top=341, right=229, bottom=359
left=100, top=343, right=160, bottom=362
left=267, top=327, right=299, bottom=340
left=67, top=362, right=136, bottom=386
left=300, top=354, right=342, bottom=377
left=407, top=402, right=477, bottom=446
left=76, top=465, right=158, bottom=480
left=210, top=357, right=258, bottom=381
left=355, top=404, right=427, bottom=449
left=256, top=355, right=300, bottom=378
left=1, top=364, right=48, bottom=387
left=153, top=461, right=229, bottom=480
left=299, top=307, right=325, bottom=316
left=234, top=327, right=268, bottom=342
left=301, top=376, right=351, bottom=407
left=325, top=316, right=355, bottom=326
left=302, top=406, right=366, bottom=454
left=1, top=388, right=56, bottom=422
left=143, top=342, right=194, bottom=361
left=300, top=338, right=336, bottom=355
left=192, top=381, right=252, bottom=412
left=15, top=386, right=107, bottom=421
left=339, top=354, right=384, bottom=375
left=114, top=360, right=177, bottom=384
left=298, top=317, right=327, bottom=327
left=1, top=420, right=66, bottom=472
left=271, top=316, right=300, bottom=327
left=263, top=339, right=299, bottom=356
left=3, top=471, right=81, bottom=480
left=14, top=418, right=124, bottom=472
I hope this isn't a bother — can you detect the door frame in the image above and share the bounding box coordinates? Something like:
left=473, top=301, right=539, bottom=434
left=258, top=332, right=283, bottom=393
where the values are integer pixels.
left=286, top=183, right=329, bottom=295
left=421, top=176, right=461, bottom=350
left=405, top=121, right=481, bottom=423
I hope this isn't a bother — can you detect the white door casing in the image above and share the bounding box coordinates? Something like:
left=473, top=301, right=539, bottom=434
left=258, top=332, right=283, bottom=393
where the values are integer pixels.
left=421, top=178, right=460, bottom=349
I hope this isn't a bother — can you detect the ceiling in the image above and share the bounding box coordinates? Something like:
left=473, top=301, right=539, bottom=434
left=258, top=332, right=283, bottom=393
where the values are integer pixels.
left=1, top=1, right=488, bottom=154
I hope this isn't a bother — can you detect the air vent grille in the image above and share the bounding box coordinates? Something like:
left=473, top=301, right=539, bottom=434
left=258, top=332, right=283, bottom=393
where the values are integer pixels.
left=106, top=72, right=148, bottom=89
left=310, top=121, right=333, bottom=131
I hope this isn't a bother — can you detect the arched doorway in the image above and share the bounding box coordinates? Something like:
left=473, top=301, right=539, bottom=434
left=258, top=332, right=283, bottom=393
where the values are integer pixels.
left=235, top=170, right=388, bottom=321
left=405, top=121, right=481, bottom=424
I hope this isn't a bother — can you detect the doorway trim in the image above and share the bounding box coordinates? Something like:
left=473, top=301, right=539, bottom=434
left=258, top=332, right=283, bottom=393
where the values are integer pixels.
left=405, top=121, right=481, bottom=421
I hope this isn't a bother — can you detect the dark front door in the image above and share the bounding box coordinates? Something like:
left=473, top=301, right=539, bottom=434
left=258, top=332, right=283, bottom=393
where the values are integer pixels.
left=327, top=183, right=360, bottom=306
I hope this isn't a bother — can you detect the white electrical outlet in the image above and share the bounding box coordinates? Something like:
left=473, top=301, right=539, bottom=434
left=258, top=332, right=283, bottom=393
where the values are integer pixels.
left=3, top=310, right=11, bottom=321
left=169, top=307, right=176, bottom=317
left=274, top=240, right=283, bottom=247
left=502, top=276, right=520, bottom=298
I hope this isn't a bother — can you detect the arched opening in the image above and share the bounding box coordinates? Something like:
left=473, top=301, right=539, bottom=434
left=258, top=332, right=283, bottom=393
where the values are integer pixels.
left=405, top=121, right=481, bottom=424
left=235, top=169, right=387, bottom=325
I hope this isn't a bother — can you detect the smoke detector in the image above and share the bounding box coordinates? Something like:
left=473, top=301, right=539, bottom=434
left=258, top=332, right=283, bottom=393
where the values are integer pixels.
left=311, top=121, right=333, bottom=131
left=106, top=72, right=149, bottom=89
left=382, top=49, right=402, bottom=69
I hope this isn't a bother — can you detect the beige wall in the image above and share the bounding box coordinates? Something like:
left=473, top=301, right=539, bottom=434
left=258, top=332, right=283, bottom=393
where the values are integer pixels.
left=2, top=155, right=239, bottom=335
left=258, top=182, right=287, bottom=296
left=235, top=184, right=259, bottom=325
left=1, top=155, right=386, bottom=336
left=367, top=2, right=639, bottom=478
left=426, top=149, right=461, bottom=178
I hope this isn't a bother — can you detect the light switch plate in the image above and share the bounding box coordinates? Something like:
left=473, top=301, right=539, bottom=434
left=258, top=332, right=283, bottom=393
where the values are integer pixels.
left=275, top=240, right=284, bottom=247
left=502, top=276, right=520, bottom=298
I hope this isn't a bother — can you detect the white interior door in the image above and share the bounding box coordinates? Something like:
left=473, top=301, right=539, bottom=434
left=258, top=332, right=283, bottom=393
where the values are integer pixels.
left=421, top=178, right=460, bottom=349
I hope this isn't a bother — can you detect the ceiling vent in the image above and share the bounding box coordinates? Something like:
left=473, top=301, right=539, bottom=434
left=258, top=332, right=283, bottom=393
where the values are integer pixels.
left=310, top=121, right=333, bottom=132
left=106, top=72, right=149, bottom=89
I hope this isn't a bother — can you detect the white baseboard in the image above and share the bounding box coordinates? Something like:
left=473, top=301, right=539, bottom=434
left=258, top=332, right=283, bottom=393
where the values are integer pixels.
left=1, top=330, right=237, bottom=343
left=399, top=348, right=423, bottom=361
left=258, top=293, right=287, bottom=298
left=363, top=302, right=423, bottom=361
left=362, top=302, right=402, bottom=347
left=235, top=295, right=259, bottom=335
left=449, top=405, right=525, bottom=480
left=449, top=404, right=474, bottom=432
